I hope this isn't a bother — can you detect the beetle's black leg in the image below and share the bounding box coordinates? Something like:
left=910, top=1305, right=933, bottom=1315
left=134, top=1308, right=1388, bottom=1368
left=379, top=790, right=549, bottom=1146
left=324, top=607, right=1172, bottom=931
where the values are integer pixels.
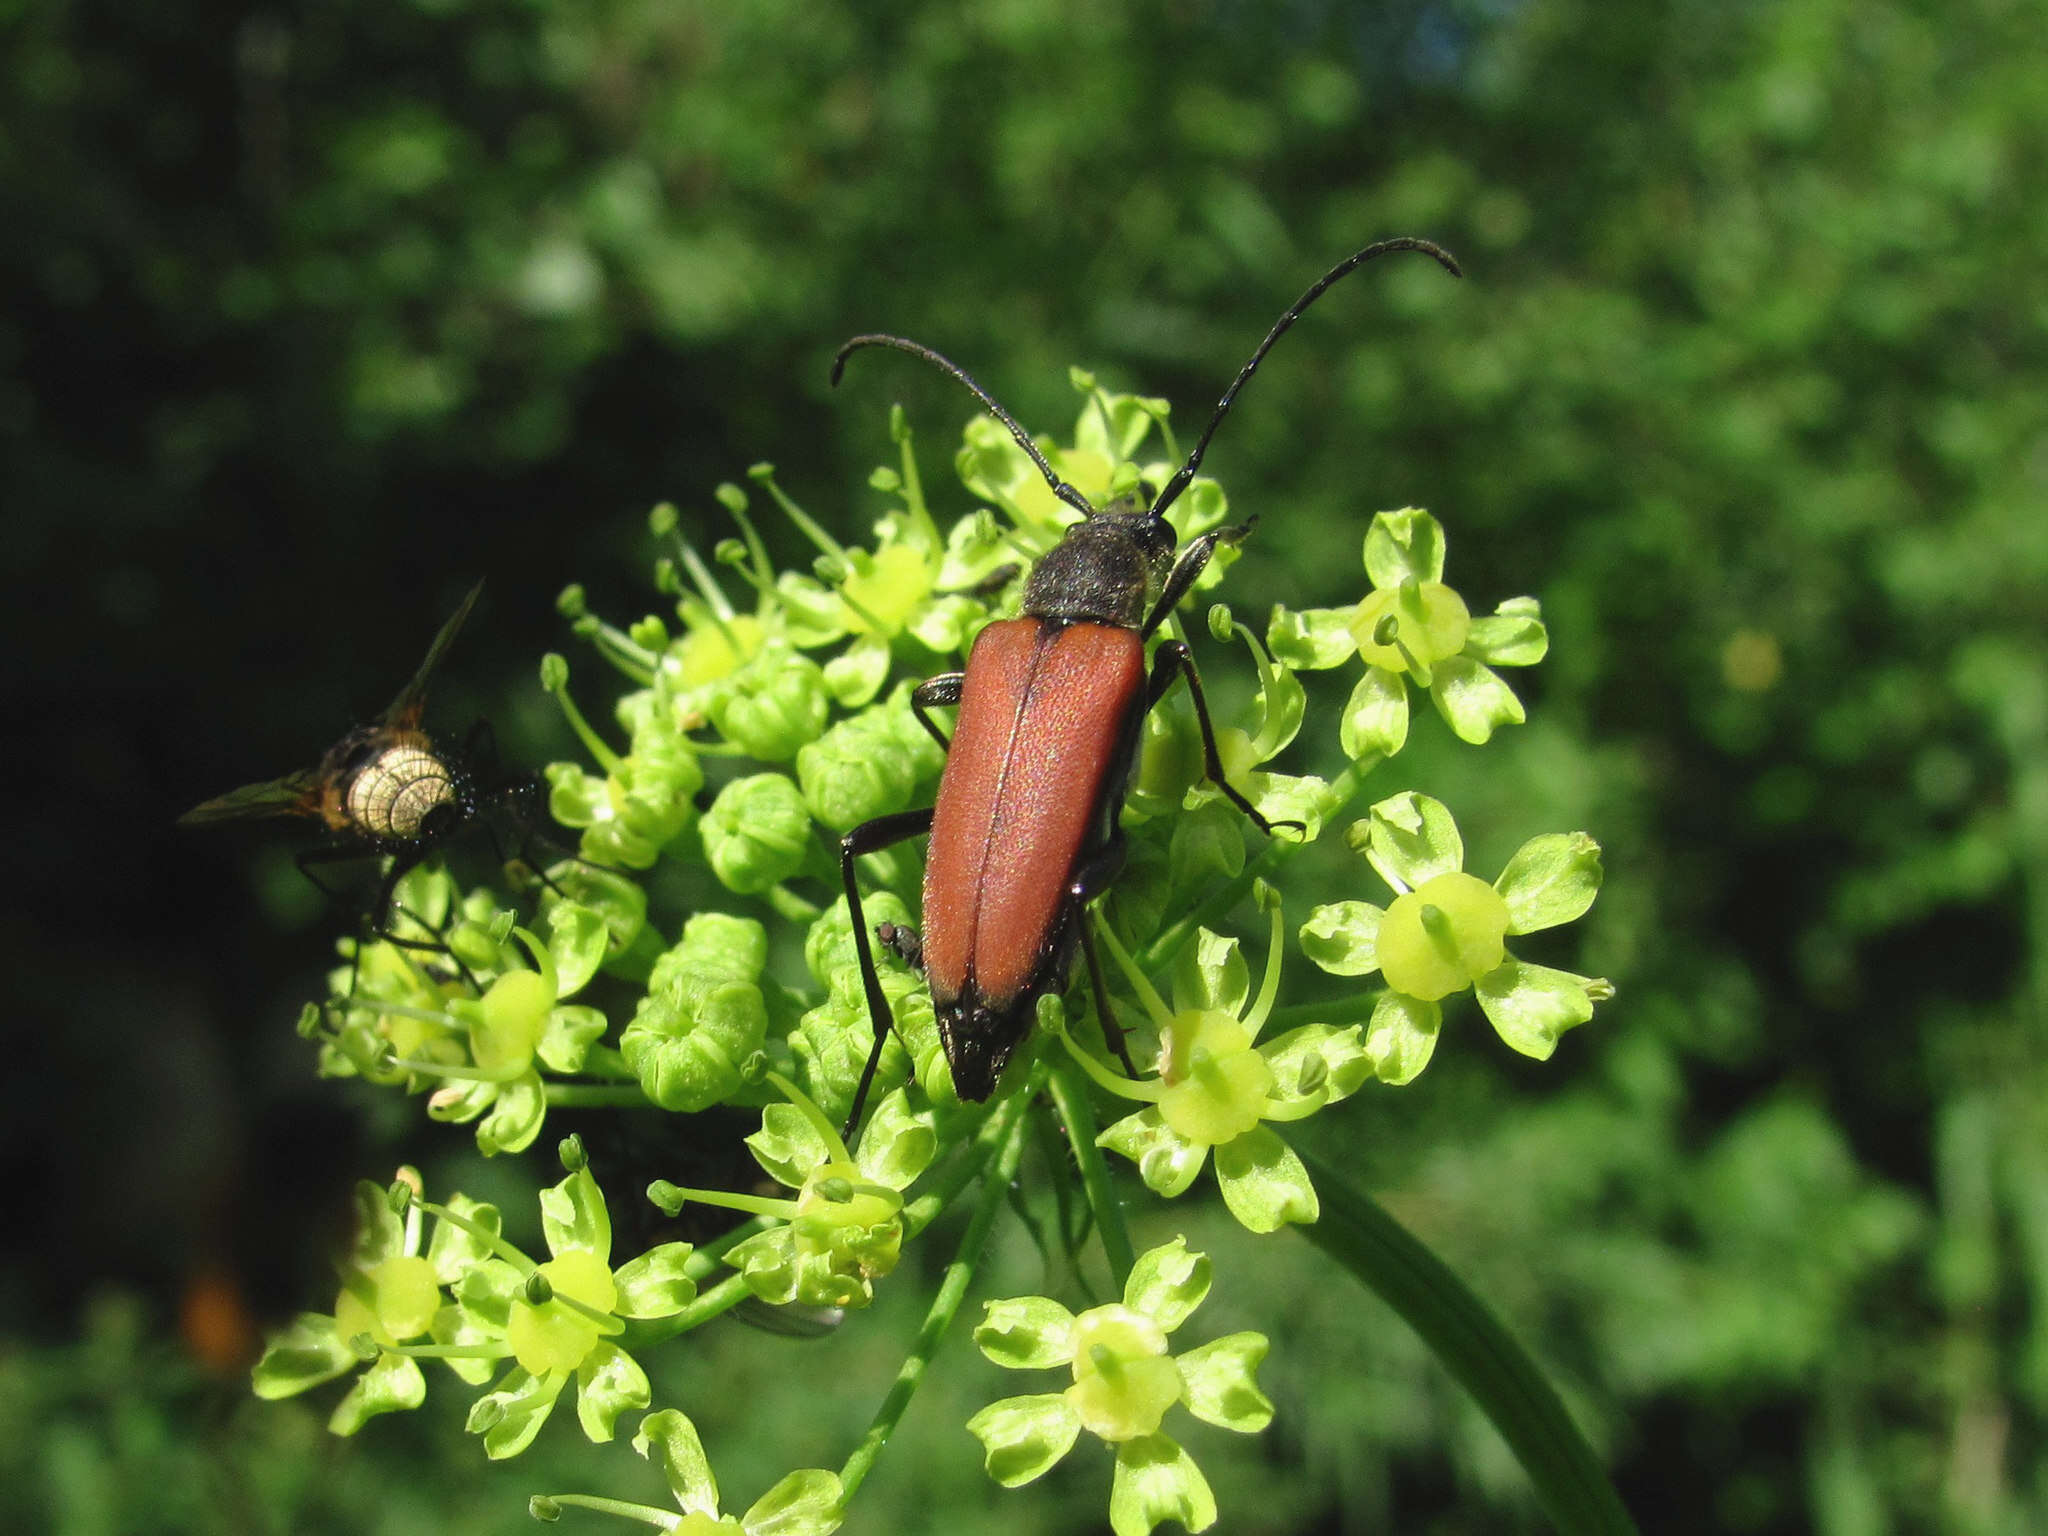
left=1146, top=640, right=1304, bottom=836
left=1065, top=832, right=1140, bottom=1080
left=910, top=673, right=965, bottom=750
left=1139, top=522, right=1254, bottom=637
left=839, top=807, right=937, bottom=1139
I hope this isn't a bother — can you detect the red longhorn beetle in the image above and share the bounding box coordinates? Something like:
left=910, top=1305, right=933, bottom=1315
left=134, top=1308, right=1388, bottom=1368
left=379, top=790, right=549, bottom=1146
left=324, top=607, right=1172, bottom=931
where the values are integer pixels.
left=832, top=237, right=1462, bottom=1130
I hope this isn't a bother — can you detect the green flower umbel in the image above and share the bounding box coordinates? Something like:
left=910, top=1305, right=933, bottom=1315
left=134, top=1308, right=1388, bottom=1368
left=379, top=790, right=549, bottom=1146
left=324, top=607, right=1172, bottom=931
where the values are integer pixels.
left=1300, top=791, right=1612, bottom=1084
left=1267, top=506, right=1547, bottom=755
left=967, top=1238, right=1271, bottom=1536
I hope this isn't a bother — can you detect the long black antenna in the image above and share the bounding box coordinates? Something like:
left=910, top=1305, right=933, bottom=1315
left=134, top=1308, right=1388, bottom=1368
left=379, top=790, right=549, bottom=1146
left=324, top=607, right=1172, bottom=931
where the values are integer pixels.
left=831, top=334, right=1096, bottom=518
left=1148, top=237, right=1463, bottom=520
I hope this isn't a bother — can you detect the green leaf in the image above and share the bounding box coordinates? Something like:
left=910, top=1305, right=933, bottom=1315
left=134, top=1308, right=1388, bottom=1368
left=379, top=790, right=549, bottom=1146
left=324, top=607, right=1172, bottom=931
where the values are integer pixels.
left=1464, top=596, right=1549, bottom=666
left=1175, top=1331, right=1274, bottom=1433
left=539, top=1165, right=612, bottom=1261
left=1265, top=605, right=1358, bottom=670
left=634, top=1408, right=722, bottom=1517
left=250, top=1312, right=355, bottom=1399
left=613, top=1242, right=699, bottom=1319
left=1213, top=1126, right=1318, bottom=1233
left=1365, top=991, right=1441, bottom=1085
left=965, top=1393, right=1083, bottom=1488
left=1359, top=791, right=1464, bottom=892
left=328, top=1349, right=425, bottom=1435
left=1298, top=901, right=1385, bottom=977
left=575, top=1341, right=651, bottom=1442
left=1475, top=959, right=1598, bottom=1059
left=1495, top=832, right=1604, bottom=934
left=1109, top=1434, right=1216, bottom=1536
left=1363, top=507, right=1447, bottom=588
left=1296, top=1143, right=1639, bottom=1536
left=1429, top=656, right=1526, bottom=744
left=1123, top=1237, right=1211, bottom=1333
left=975, top=1296, right=1079, bottom=1369
left=1340, top=665, right=1409, bottom=760
left=740, top=1466, right=846, bottom=1535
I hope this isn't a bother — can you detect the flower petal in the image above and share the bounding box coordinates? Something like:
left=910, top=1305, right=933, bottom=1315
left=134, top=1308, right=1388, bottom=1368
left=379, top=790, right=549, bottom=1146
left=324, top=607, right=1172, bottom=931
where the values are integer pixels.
left=1429, top=656, right=1526, bottom=744
left=1214, top=1127, right=1318, bottom=1233
left=1364, top=991, right=1441, bottom=1085
left=966, top=1394, right=1083, bottom=1488
left=740, top=1467, right=846, bottom=1536
left=1298, top=901, right=1384, bottom=977
left=634, top=1407, right=722, bottom=1517
left=328, top=1350, right=425, bottom=1435
left=1110, top=1433, right=1216, bottom=1536
left=1464, top=596, right=1548, bottom=666
left=575, top=1341, right=651, bottom=1443
left=975, top=1295, right=1078, bottom=1369
left=1266, top=605, right=1359, bottom=670
left=1176, top=1332, right=1275, bottom=1433
left=1475, top=958, right=1598, bottom=1059
left=1340, top=666, right=1409, bottom=760
left=1363, top=507, right=1447, bottom=588
left=1357, top=791, right=1464, bottom=892
left=1123, top=1237, right=1212, bottom=1333
left=1099, top=1108, right=1208, bottom=1199
left=1495, top=832, right=1604, bottom=934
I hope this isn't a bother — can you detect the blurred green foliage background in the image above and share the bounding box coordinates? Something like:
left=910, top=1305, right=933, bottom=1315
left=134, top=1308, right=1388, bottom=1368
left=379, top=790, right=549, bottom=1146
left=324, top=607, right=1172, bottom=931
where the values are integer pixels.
left=5, top=0, right=2043, bottom=1530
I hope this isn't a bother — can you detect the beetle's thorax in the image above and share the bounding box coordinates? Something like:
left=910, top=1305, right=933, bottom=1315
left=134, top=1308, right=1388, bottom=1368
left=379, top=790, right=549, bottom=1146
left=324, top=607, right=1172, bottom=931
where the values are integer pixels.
left=1020, top=508, right=1176, bottom=630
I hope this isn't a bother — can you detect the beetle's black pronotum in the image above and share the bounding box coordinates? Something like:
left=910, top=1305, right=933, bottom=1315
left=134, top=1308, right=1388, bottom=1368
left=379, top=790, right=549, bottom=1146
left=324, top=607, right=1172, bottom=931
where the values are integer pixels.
left=832, top=237, right=1462, bottom=1130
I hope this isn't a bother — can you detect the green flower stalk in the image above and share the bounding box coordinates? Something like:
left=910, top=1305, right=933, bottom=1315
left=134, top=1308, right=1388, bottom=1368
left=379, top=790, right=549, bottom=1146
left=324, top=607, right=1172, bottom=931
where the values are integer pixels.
left=967, top=1238, right=1271, bottom=1536
left=1300, top=790, right=1613, bottom=1082
left=1077, top=894, right=1369, bottom=1232
left=1268, top=506, right=1548, bottom=754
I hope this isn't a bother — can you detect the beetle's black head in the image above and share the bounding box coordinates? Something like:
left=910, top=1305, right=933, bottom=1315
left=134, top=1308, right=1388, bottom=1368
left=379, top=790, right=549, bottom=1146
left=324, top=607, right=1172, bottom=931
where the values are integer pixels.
left=937, top=996, right=1027, bottom=1102
left=1021, top=505, right=1177, bottom=630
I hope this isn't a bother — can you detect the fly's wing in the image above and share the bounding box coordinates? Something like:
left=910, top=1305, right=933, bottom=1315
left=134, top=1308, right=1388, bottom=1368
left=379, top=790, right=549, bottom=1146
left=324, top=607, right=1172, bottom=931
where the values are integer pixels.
left=178, top=770, right=323, bottom=825
left=381, top=579, right=485, bottom=731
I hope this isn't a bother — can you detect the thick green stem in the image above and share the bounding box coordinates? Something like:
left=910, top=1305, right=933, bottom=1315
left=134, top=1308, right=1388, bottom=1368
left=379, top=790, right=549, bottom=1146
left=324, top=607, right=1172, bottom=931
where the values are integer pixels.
left=542, top=1083, right=659, bottom=1109
left=1047, top=1052, right=1135, bottom=1289
left=837, top=1071, right=1037, bottom=1502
